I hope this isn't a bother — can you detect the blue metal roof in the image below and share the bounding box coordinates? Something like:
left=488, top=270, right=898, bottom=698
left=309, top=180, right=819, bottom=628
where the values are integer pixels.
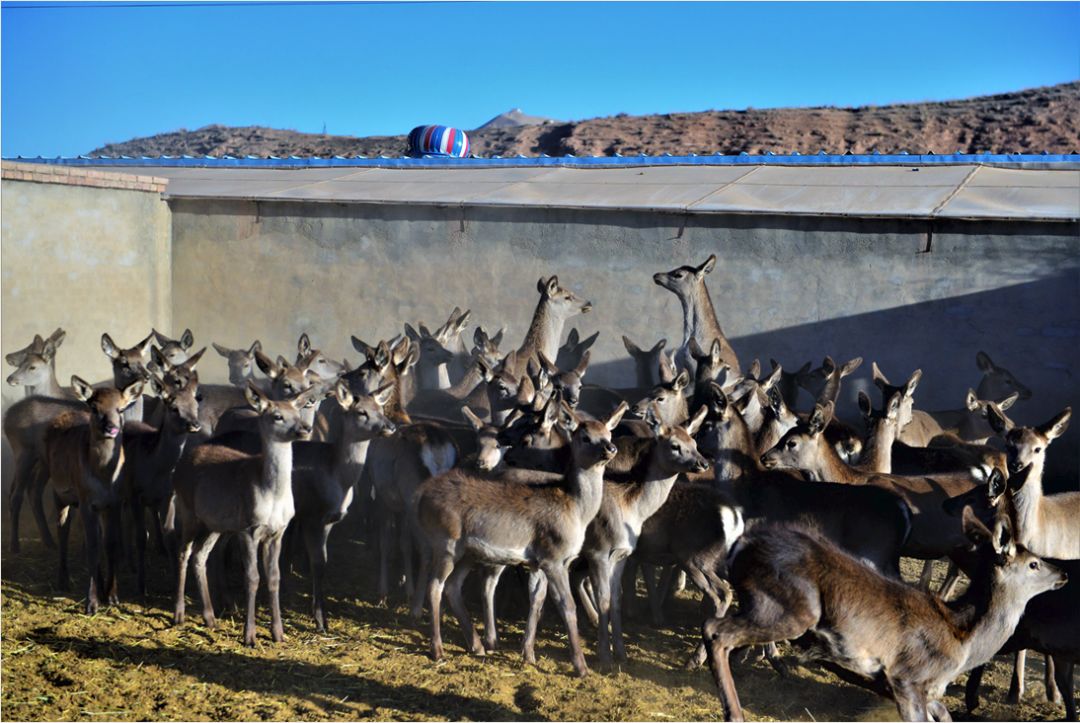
left=4, top=152, right=1079, bottom=169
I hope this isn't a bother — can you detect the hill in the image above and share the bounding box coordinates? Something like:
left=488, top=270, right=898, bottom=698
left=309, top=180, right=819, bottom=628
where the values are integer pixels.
left=89, top=82, right=1080, bottom=158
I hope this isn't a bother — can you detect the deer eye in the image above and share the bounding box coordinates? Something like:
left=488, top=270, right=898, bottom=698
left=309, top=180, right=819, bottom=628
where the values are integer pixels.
left=196, top=394, right=204, bottom=403
left=273, top=414, right=285, bottom=422
left=787, top=440, right=797, bottom=449
left=1034, top=447, right=1042, bottom=454
left=1029, top=561, right=1039, bottom=570
left=673, top=271, right=684, bottom=278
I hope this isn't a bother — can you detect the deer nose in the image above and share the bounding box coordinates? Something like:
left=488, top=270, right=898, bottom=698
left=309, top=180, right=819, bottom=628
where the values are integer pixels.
left=187, top=422, right=202, bottom=433
left=652, top=273, right=664, bottom=285
left=604, top=442, right=617, bottom=457
left=694, top=458, right=710, bottom=473
left=6, top=374, right=17, bottom=385
left=382, top=423, right=397, bottom=437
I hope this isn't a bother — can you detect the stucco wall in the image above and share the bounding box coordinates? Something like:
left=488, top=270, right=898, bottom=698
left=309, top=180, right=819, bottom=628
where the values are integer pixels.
left=1, top=178, right=172, bottom=410
left=167, top=198, right=1079, bottom=480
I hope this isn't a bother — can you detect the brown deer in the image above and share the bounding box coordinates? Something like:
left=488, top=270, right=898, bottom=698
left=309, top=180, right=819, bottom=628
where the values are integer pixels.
left=45, top=376, right=144, bottom=611
left=5, top=330, right=70, bottom=399
left=211, top=340, right=262, bottom=387
left=622, top=335, right=667, bottom=388
left=987, top=403, right=1078, bottom=559
left=653, top=254, right=741, bottom=375
left=504, top=276, right=593, bottom=381
left=171, top=382, right=318, bottom=646
left=975, top=350, right=1032, bottom=403
left=100, top=332, right=155, bottom=416
left=151, top=328, right=195, bottom=367
left=413, top=402, right=628, bottom=677
left=703, top=509, right=1067, bottom=722
left=121, top=373, right=202, bottom=596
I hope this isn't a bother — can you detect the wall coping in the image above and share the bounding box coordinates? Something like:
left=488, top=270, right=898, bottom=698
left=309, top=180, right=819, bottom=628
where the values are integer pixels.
left=1, top=161, right=168, bottom=194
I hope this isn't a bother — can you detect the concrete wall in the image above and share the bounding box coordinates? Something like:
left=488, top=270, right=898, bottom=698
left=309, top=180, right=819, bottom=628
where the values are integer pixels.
left=1, top=176, right=172, bottom=411
left=168, top=198, right=1080, bottom=481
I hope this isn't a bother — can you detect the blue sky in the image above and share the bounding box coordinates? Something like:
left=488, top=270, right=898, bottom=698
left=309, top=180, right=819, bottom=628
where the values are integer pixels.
left=2, top=1, right=1078, bottom=157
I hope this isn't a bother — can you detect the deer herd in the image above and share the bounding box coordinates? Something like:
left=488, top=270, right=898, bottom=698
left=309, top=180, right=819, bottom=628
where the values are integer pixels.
left=3, top=255, right=1077, bottom=722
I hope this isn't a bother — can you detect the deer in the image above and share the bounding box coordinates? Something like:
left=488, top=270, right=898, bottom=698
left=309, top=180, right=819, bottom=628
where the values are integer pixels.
left=975, top=350, right=1033, bottom=403
left=151, top=329, right=195, bottom=367
left=170, top=382, right=318, bottom=646
left=405, top=309, right=473, bottom=391
left=622, top=336, right=667, bottom=388
left=761, top=401, right=988, bottom=590
left=294, top=333, right=346, bottom=383
left=413, top=402, right=628, bottom=677
left=768, top=358, right=811, bottom=410
left=653, top=254, right=741, bottom=376
left=987, top=403, right=1078, bottom=559
left=5, top=331, right=70, bottom=399
left=45, top=376, right=145, bottom=611
left=555, top=327, right=599, bottom=374
left=121, top=373, right=202, bottom=596
left=100, top=332, right=154, bottom=423
left=575, top=405, right=710, bottom=667
left=503, top=276, right=593, bottom=382
left=145, top=345, right=246, bottom=439
left=703, top=508, right=1067, bottom=722
left=943, top=475, right=1078, bottom=720
left=211, top=340, right=262, bottom=387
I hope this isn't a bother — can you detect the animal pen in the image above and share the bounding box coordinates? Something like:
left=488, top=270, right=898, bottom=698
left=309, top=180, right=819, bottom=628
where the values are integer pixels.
left=1, top=152, right=1079, bottom=722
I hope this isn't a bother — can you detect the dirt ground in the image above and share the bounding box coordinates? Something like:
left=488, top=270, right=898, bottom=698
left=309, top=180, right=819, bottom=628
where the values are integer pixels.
left=1, top=516, right=1073, bottom=722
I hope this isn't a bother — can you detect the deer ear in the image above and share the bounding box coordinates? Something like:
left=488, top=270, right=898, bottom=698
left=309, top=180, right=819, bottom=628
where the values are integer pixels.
left=150, top=346, right=168, bottom=373
left=254, top=350, right=279, bottom=379
left=373, top=382, right=395, bottom=407
left=673, top=371, right=690, bottom=392
left=905, top=369, right=922, bottom=397
left=418, top=323, right=433, bottom=339
left=136, top=332, right=155, bottom=357
left=961, top=505, right=994, bottom=547
left=1038, top=407, right=1072, bottom=441
left=575, top=351, right=591, bottom=377
left=747, top=358, right=761, bottom=379
left=871, top=361, right=890, bottom=389
left=146, top=374, right=166, bottom=398
left=71, top=376, right=94, bottom=401
left=808, top=402, right=834, bottom=435
left=688, top=338, right=704, bottom=359
left=684, top=404, right=708, bottom=436
left=565, top=327, right=580, bottom=348
left=579, top=331, right=599, bottom=351
left=473, top=327, right=488, bottom=347
left=696, top=254, right=717, bottom=276
left=184, top=347, right=206, bottom=371
left=623, top=335, right=642, bottom=356
left=212, top=342, right=231, bottom=358
left=180, top=329, right=195, bottom=350
left=404, top=323, right=421, bottom=342
left=245, top=381, right=270, bottom=413
left=350, top=336, right=374, bottom=357
left=992, top=513, right=1016, bottom=560
left=651, top=338, right=667, bottom=353
left=101, top=333, right=121, bottom=360
left=248, top=340, right=262, bottom=356
left=453, top=310, right=472, bottom=333
left=276, top=355, right=292, bottom=371
left=491, top=328, right=504, bottom=347
left=605, top=401, right=629, bottom=431
left=643, top=403, right=664, bottom=437
left=857, top=391, right=872, bottom=419
left=821, top=356, right=836, bottom=375
left=966, top=389, right=980, bottom=412
left=546, top=276, right=560, bottom=296
left=334, top=381, right=355, bottom=410
left=976, top=351, right=995, bottom=373
left=122, top=379, right=145, bottom=406
left=841, top=357, right=863, bottom=377
left=297, top=333, right=312, bottom=358
left=988, top=467, right=1008, bottom=501
left=462, top=406, right=484, bottom=432
left=998, top=392, right=1020, bottom=412
left=709, top=339, right=722, bottom=364
left=985, top=403, right=1007, bottom=436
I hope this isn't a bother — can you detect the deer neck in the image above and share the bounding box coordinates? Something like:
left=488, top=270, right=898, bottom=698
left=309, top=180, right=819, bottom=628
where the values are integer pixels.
left=804, top=437, right=864, bottom=484
left=333, top=431, right=372, bottom=490
left=152, top=422, right=189, bottom=474
left=632, top=446, right=683, bottom=520
left=259, top=437, right=294, bottom=495
left=856, top=420, right=895, bottom=474
left=958, top=578, right=1038, bottom=679
left=720, top=413, right=762, bottom=482
left=417, top=362, right=451, bottom=391
left=567, top=460, right=608, bottom=524
left=89, top=429, right=126, bottom=486
left=681, top=283, right=724, bottom=348
left=29, top=367, right=65, bottom=399
left=521, top=298, right=565, bottom=367
left=447, top=363, right=483, bottom=399
left=1009, top=459, right=1044, bottom=548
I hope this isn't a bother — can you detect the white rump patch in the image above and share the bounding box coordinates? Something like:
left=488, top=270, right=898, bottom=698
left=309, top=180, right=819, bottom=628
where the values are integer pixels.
left=721, top=505, right=745, bottom=545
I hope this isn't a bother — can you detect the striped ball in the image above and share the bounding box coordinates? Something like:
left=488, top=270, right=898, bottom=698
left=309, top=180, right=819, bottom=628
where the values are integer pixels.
left=407, top=125, right=471, bottom=158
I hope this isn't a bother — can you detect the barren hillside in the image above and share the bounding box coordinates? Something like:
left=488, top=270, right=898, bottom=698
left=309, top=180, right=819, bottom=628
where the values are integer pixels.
left=90, top=82, right=1080, bottom=158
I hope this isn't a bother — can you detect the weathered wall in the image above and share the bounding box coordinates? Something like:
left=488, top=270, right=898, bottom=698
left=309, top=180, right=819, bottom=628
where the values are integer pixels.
left=1, top=175, right=172, bottom=411
left=167, top=198, right=1080, bottom=480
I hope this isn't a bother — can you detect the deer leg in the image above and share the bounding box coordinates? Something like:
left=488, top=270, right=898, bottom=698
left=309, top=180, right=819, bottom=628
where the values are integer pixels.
left=410, top=533, right=430, bottom=621
left=964, top=664, right=987, bottom=714
left=303, top=520, right=331, bottom=632
left=399, top=515, right=416, bottom=604
left=544, top=562, right=588, bottom=677
left=103, top=506, right=123, bottom=606
left=640, top=561, right=666, bottom=626
left=262, top=532, right=286, bottom=643
left=56, top=498, right=73, bottom=591
left=174, top=527, right=195, bottom=625
left=621, top=556, right=640, bottom=618
left=575, top=569, right=600, bottom=628
left=703, top=606, right=818, bottom=722
left=521, top=569, right=548, bottom=665
left=1044, top=654, right=1060, bottom=704
left=29, top=457, right=56, bottom=550
left=481, top=565, right=506, bottom=652
left=192, top=530, right=222, bottom=632
left=890, top=679, right=930, bottom=722
left=588, top=556, right=614, bottom=669
left=133, top=497, right=149, bottom=597
left=927, top=699, right=952, bottom=722
left=1051, top=657, right=1075, bottom=721
left=376, top=513, right=393, bottom=605
left=426, top=547, right=455, bottom=661
left=235, top=533, right=258, bottom=646
left=610, top=557, right=630, bottom=663
left=917, top=559, right=936, bottom=590
left=7, top=452, right=29, bottom=554
left=444, top=561, right=483, bottom=655
left=937, top=560, right=962, bottom=601
left=1007, top=649, right=1027, bottom=703
left=81, top=507, right=103, bottom=614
